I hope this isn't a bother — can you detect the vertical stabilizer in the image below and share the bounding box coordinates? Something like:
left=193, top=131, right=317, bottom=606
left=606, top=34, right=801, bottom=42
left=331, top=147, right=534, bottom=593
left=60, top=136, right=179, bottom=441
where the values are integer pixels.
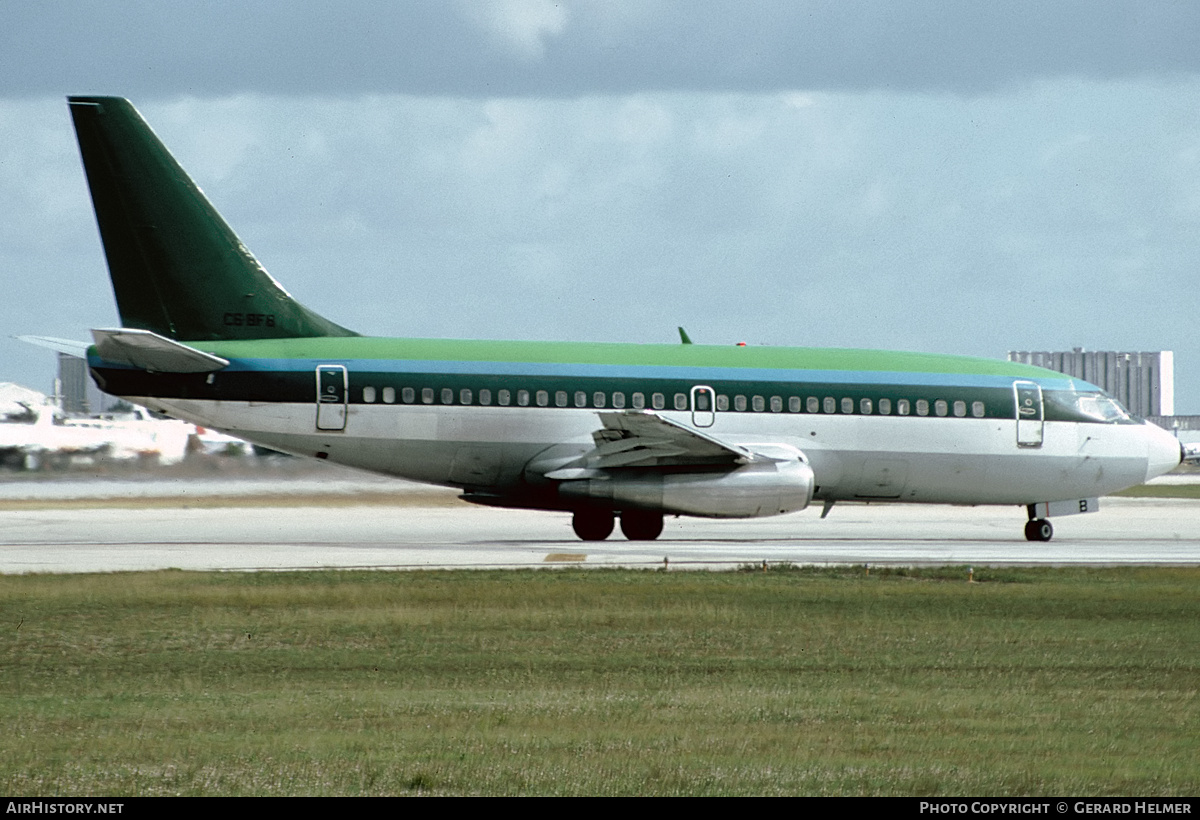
left=68, top=96, right=356, bottom=341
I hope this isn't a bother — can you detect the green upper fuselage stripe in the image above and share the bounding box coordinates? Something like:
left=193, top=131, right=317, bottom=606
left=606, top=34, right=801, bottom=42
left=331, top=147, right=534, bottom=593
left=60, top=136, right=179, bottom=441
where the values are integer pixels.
left=210, top=358, right=1074, bottom=390
left=84, top=338, right=1123, bottom=424
left=171, top=337, right=1083, bottom=387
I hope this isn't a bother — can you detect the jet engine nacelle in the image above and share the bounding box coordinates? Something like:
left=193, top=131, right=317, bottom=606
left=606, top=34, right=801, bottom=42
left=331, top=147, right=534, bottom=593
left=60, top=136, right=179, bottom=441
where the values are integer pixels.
left=558, top=444, right=815, bottom=518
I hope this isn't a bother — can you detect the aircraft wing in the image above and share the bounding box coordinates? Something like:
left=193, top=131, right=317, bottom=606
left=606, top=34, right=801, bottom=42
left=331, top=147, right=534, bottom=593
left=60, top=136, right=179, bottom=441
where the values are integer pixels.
left=543, top=410, right=755, bottom=479
left=90, top=328, right=229, bottom=373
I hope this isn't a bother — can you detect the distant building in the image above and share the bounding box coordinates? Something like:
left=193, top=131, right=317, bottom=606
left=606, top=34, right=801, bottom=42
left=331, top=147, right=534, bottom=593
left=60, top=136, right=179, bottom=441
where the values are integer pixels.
left=57, top=353, right=90, bottom=414
left=56, top=353, right=114, bottom=415
left=1008, top=349, right=1174, bottom=419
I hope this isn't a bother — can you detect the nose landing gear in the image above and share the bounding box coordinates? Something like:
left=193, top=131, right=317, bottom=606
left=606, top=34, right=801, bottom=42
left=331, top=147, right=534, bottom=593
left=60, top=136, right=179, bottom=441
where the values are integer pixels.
left=1024, top=518, right=1053, bottom=542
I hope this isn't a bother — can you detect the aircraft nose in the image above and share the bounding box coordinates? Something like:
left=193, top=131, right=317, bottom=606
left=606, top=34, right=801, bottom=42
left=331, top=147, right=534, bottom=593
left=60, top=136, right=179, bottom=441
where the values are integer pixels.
left=1144, top=422, right=1182, bottom=483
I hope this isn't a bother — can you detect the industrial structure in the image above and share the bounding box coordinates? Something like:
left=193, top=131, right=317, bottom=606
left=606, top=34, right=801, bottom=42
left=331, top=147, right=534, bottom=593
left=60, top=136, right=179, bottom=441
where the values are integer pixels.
left=1008, top=349, right=1174, bottom=419
left=56, top=353, right=116, bottom=415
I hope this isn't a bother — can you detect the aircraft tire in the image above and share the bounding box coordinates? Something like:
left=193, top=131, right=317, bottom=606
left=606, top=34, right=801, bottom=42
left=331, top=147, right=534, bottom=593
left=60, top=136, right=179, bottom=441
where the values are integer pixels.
left=1024, top=518, right=1053, bottom=542
left=620, top=510, right=664, bottom=541
left=572, top=509, right=614, bottom=541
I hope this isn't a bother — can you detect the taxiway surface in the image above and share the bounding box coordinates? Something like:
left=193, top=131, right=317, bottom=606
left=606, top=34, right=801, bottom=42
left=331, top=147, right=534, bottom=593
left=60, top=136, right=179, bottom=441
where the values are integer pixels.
left=1, top=485, right=1198, bottom=573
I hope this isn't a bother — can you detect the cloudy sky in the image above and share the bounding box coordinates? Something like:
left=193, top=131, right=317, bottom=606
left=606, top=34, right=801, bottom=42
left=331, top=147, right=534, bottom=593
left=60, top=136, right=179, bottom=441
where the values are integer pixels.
left=3, top=2, right=1200, bottom=409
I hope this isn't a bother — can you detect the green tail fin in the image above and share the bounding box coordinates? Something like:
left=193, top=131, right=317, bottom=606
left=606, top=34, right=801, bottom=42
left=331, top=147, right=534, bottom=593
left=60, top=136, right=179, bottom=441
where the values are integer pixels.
left=68, top=96, right=356, bottom=341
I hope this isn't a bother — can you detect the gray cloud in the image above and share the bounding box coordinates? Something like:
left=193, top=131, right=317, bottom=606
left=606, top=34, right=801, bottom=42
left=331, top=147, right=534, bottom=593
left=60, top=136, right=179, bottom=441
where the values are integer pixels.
left=3, top=1, right=1199, bottom=100
left=3, top=4, right=1200, bottom=410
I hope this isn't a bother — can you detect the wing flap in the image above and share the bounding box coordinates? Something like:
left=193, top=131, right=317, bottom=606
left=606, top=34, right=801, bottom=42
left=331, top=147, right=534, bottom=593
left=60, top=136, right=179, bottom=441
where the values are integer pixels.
left=595, top=410, right=754, bottom=463
left=542, top=410, right=754, bottom=479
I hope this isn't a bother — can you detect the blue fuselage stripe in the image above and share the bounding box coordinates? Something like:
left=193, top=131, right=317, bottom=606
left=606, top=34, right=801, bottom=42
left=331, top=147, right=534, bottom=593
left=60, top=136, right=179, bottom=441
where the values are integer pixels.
left=204, top=357, right=1086, bottom=391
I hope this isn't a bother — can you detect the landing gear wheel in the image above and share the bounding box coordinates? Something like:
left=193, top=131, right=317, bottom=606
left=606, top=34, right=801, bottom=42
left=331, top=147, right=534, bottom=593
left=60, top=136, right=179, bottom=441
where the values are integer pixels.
left=1024, top=518, right=1053, bottom=542
left=572, top=509, right=614, bottom=541
left=620, top=510, right=664, bottom=541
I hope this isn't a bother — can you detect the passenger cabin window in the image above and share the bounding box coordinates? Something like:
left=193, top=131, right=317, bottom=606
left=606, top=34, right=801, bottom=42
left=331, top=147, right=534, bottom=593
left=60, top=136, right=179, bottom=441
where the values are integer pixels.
left=613, top=392, right=626, bottom=409
left=972, top=401, right=985, bottom=418
left=674, top=393, right=687, bottom=411
left=402, top=387, right=415, bottom=404
left=860, top=398, right=872, bottom=415
left=807, top=397, right=820, bottom=413
left=442, top=388, right=454, bottom=405
left=841, top=397, right=854, bottom=414
left=716, top=395, right=729, bottom=411
left=498, top=389, right=511, bottom=406
left=536, top=390, right=548, bottom=407
left=770, top=396, right=782, bottom=413
left=934, top=399, right=948, bottom=417
left=594, top=392, right=606, bottom=408
left=878, top=398, right=891, bottom=415
left=422, top=388, right=434, bottom=404
left=916, top=400, right=929, bottom=416
left=479, top=389, right=492, bottom=406
left=752, top=395, right=765, bottom=412
left=555, top=391, right=568, bottom=407
left=575, top=391, right=587, bottom=408
left=735, top=395, right=747, bottom=412
left=460, top=388, right=472, bottom=405
left=897, top=399, right=910, bottom=415
left=824, top=397, right=836, bottom=414
left=632, top=392, right=645, bottom=409
left=363, top=386, right=376, bottom=403
left=789, top=396, right=801, bottom=413
left=953, top=400, right=966, bottom=417
left=652, top=393, right=665, bottom=410
left=517, top=389, right=530, bottom=406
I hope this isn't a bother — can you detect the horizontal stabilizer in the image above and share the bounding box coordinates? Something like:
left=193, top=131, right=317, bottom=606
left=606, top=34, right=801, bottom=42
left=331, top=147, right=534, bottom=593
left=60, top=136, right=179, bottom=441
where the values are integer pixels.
left=90, top=328, right=229, bottom=373
left=15, top=335, right=92, bottom=357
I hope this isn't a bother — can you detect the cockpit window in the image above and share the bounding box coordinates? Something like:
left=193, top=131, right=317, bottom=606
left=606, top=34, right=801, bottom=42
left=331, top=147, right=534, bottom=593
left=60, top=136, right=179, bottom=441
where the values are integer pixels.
left=1075, top=394, right=1133, bottom=422
left=1045, top=390, right=1136, bottom=424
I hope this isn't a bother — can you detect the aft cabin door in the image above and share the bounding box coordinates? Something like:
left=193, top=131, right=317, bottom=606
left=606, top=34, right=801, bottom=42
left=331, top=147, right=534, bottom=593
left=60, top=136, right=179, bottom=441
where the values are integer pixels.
left=1013, top=380, right=1043, bottom=448
left=316, top=365, right=348, bottom=431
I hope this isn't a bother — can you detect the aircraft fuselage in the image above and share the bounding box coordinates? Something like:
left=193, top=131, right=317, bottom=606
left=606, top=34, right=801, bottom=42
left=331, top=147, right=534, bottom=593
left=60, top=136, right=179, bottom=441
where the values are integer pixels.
left=89, top=336, right=1182, bottom=515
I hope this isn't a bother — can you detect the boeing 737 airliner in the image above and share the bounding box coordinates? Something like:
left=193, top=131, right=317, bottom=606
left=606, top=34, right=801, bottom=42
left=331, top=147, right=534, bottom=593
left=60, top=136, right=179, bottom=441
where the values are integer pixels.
left=44, top=97, right=1183, bottom=542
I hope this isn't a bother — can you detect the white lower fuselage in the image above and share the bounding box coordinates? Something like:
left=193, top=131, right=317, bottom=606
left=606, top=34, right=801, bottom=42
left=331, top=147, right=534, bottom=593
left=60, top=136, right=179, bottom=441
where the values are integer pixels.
left=132, top=396, right=1179, bottom=511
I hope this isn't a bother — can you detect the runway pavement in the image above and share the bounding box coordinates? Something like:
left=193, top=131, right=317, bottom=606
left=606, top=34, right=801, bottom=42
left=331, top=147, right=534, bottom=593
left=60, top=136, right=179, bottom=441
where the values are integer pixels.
left=1, top=479, right=1198, bottom=573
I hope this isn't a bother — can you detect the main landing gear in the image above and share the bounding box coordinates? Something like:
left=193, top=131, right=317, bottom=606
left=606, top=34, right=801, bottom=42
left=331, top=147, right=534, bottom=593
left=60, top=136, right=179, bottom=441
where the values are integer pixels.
left=1024, top=518, right=1053, bottom=542
left=572, top=509, right=613, bottom=541
left=571, top=509, right=664, bottom=541
left=620, top=509, right=664, bottom=541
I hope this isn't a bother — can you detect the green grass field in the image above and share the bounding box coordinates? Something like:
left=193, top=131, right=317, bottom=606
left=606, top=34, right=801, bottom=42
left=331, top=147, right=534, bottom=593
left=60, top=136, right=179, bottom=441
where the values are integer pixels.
left=1115, top=483, right=1200, bottom=499
left=2, top=566, right=1198, bottom=796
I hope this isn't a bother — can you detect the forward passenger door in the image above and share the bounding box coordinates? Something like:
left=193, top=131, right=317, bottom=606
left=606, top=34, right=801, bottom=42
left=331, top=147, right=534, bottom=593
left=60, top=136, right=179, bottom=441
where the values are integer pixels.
left=1014, top=381, right=1043, bottom=448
